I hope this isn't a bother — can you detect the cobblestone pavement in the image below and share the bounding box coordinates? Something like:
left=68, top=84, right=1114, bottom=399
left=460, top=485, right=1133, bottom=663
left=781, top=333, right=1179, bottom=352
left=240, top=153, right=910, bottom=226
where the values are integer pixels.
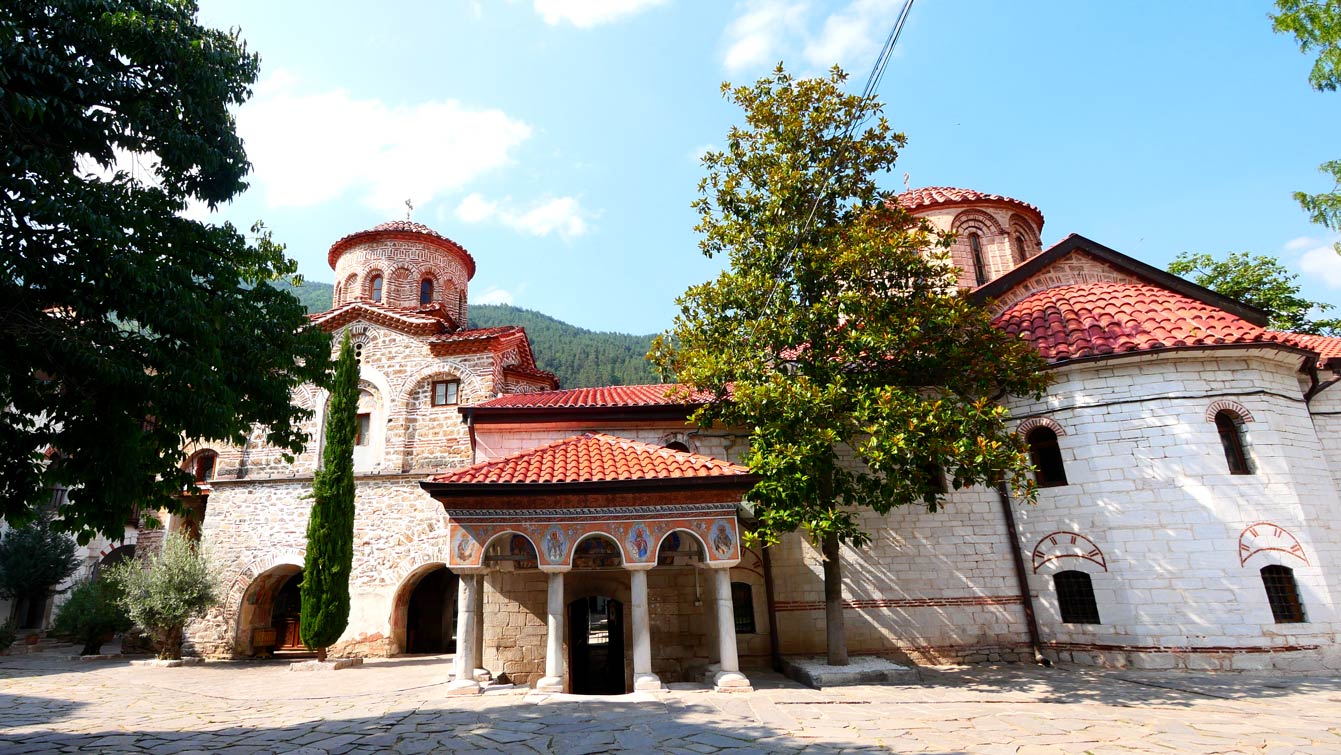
left=2, top=652, right=1340, bottom=754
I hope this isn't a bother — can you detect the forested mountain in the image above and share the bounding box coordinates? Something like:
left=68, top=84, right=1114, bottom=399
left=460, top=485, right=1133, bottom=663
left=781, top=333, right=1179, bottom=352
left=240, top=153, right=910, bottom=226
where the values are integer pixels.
left=269, top=280, right=659, bottom=388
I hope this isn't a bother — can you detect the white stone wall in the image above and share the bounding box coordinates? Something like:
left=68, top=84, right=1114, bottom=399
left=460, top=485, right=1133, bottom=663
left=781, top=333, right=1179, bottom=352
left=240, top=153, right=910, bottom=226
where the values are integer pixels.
left=1005, top=348, right=1341, bottom=669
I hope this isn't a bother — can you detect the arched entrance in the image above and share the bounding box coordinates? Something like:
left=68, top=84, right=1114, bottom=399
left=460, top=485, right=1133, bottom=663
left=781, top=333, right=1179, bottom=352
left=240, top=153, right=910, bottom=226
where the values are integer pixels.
left=406, top=567, right=458, bottom=654
left=569, top=595, right=625, bottom=694
left=235, top=563, right=303, bottom=656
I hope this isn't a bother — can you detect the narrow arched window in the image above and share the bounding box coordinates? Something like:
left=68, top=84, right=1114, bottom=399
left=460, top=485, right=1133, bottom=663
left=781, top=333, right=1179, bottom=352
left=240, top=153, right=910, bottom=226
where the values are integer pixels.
left=969, top=233, right=987, bottom=285
left=664, top=441, right=689, bottom=452
left=370, top=274, right=384, bottom=303
left=1261, top=565, right=1305, bottom=623
left=730, top=582, right=756, bottom=634
left=1053, top=570, right=1100, bottom=624
left=1215, top=411, right=1251, bottom=475
left=1012, top=233, right=1027, bottom=265
left=193, top=451, right=217, bottom=483
left=419, top=278, right=433, bottom=306
left=1027, top=427, right=1068, bottom=487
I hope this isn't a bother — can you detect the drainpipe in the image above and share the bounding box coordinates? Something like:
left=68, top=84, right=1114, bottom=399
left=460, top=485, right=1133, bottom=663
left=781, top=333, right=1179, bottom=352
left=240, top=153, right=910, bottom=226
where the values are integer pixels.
left=996, top=482, right=1050, bottom=667
left=760, top=544, right=782, bottom=672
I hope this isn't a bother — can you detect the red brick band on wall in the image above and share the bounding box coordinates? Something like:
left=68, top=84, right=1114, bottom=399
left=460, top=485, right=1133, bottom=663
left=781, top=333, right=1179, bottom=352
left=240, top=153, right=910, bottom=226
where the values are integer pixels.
left=774, top=595, right=1023, bottom=612
left=1043, top=641, right=1320, bottom=654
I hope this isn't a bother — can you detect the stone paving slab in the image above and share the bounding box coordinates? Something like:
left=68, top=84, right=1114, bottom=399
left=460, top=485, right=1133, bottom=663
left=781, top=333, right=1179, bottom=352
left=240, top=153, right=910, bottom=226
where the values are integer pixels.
left=1, top=652, right=1340, bottom=753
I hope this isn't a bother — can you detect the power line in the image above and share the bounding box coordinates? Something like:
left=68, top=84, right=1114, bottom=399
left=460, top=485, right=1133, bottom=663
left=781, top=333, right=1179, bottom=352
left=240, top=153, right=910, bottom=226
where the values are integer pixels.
left=749, top=0, right=917, bottom=341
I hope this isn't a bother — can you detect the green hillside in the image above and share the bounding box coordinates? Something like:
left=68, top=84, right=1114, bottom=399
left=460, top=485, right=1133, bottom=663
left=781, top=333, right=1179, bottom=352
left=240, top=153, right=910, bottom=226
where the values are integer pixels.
left=268, top=280, right=659, bottom=388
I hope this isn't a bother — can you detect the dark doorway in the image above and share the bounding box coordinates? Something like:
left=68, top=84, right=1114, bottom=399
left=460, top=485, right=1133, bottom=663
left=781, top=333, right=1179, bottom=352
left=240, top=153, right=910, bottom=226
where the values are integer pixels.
left=568, top=596, right=625, bottom=694
left=407, top=567, right=458, bottom=653
left=272, top=572, right=304, bottom=650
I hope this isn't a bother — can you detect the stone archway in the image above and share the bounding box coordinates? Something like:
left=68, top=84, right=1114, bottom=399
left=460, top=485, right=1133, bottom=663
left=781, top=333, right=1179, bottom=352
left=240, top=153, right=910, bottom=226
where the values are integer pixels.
left=392, top=564, right=459, bottom=654
left=235, top=563, right=303, bottom=657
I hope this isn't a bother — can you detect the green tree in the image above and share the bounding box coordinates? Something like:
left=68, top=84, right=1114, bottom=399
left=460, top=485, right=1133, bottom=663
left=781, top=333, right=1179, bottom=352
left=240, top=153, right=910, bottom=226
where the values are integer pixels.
left=1168, top=251, right=1341, bottom=334
left=105, top=533, right=221, bottom=659
left=0, top=515, right=80, bottom=628
left=300, top=333, right=357, bottom=661
left=1273, top=0, right=1341, bottom=250
left=651, top=66, right=1049, bottom=665
left=52, top=577, right=132, bottom=655
left=0, top=0, right=332, bottom=540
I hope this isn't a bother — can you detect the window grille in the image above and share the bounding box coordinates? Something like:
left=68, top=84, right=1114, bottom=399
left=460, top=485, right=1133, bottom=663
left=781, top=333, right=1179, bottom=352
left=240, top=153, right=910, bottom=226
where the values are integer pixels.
left=1261, top=565, right=1305, bottom=623
left=1053, top=570, right=1100, bottom=624
left=731, top=582, right=756, bottom=634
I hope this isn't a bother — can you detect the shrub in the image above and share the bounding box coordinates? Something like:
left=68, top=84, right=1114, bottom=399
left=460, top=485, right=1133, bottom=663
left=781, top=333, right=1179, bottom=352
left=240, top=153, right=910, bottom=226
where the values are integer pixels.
left=0, top=619, right=17, bottom=653
left=52, top=579, right=132, bottom=656
left=105, top=534, right=221, bottom=660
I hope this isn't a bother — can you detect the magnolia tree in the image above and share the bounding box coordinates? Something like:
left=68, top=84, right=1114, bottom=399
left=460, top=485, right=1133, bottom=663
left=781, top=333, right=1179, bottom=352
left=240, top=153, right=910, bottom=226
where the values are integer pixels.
left=106, top=534, right=221, bottom=660
left=651, top=65, right=1049, bottom=665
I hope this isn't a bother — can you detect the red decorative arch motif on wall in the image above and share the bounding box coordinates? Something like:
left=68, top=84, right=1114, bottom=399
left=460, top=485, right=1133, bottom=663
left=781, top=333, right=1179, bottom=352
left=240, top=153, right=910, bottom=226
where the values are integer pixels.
left=1238, top=522, right=1308, bottom=566
left=1031, top=531, right=1106, bottom=573
left=1017, top=416, right=1067, bottom=438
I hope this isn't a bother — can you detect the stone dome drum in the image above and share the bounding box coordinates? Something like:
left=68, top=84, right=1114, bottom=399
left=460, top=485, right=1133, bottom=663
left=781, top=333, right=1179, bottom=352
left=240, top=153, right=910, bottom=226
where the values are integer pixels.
left=328, top=220, right=477, bottom=322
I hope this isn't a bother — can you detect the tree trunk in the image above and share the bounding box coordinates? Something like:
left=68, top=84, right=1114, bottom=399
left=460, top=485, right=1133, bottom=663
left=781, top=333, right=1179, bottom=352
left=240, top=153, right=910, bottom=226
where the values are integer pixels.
left=821, top=532, right=848, bottom=666
left=157, top=625, right=183, bottom=660
left=316, top=646, right=327, bottom=662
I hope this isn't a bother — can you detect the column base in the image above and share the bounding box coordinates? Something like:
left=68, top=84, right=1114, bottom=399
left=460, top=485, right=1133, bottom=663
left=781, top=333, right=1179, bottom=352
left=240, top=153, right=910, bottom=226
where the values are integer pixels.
left=446, top=678, right=482, bottom=696
left=473, top=668, right=493, bottom=683
left=535, top=675, right=564, bottom=693
left=713, top=670, right=752, bottom=693
left=633, top=672, right=665, bottom=692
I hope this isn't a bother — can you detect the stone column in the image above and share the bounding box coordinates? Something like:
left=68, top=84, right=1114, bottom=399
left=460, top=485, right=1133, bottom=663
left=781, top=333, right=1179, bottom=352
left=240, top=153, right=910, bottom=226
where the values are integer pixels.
left=473, top=576, right=488, bottom=682
left=711, top=566, right=751, bottom=692
left=536, top=569, right=567, bottom=693
left=447, top=571, right=482, bottom=695
left=628, top=565, right=663, bottom=691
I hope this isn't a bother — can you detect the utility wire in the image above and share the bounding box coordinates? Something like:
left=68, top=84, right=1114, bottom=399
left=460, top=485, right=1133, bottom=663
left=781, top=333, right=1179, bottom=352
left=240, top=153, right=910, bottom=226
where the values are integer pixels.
left=749, top=0, right=917, bottom=342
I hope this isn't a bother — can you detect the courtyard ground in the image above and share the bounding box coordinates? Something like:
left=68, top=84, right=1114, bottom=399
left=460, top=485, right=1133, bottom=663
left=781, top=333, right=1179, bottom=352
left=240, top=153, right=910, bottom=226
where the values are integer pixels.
left=1, top=651, right=1339, bottom=754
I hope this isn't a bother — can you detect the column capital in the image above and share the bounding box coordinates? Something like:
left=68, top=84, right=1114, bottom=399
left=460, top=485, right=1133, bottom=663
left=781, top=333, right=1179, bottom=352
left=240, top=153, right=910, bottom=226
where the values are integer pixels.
left=704, top=559, right=741, bottom=570
left=623, top=562, right=657, bottom=572
left=538, top=565, right=571, bottom=574
left=449, top=566, right=490, bottom=575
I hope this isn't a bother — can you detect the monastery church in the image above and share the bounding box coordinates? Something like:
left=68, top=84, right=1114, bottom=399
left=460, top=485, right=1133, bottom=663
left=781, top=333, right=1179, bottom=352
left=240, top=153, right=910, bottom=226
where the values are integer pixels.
left=116, top=186, right=1341, bottom=692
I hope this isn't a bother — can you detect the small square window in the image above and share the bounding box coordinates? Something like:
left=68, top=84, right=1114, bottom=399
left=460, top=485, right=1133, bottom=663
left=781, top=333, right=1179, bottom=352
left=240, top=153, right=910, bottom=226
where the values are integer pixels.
left=432, top=380, right=459, bottom=406
left=355, top=413, right=371, bottom=446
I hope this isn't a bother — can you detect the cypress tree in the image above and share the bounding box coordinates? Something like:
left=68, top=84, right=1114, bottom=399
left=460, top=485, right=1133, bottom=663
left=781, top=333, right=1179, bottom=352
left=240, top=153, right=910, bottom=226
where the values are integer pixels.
left=301, top=332, right=358, bottom=661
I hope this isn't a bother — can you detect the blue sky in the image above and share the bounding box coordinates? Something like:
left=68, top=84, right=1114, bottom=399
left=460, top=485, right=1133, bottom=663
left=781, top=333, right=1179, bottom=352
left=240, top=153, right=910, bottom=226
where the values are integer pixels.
left=193, top=0, right=1341, bottom=335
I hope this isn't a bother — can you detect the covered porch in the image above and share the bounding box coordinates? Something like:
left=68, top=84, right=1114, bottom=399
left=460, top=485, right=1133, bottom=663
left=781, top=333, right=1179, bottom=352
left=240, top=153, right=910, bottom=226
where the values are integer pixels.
left=419, top=432, right=758, bottom=695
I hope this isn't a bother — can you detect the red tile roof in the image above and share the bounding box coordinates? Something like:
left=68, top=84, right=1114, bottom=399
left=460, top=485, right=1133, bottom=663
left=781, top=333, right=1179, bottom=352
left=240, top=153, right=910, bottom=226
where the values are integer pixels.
left=428, top=432, right=751, bottom=485
left=894, top=186, right=1044, bottom=228
left=327, top=220, right=476, bottom=278
left=1274, top=331, right=1341, bottom=368
left=475, top=384, right=700, bottom=409
left=993, top=282, right=1303, bottom=363
left=428, top=325, right=525, bottom=345
left=309, top=299, right=453, bottom=336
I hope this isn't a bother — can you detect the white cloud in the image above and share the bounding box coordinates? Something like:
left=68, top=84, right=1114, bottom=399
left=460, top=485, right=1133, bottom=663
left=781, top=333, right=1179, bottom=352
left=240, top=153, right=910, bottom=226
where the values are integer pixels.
left=237, top=71, right=532, bottom=215
left=534, top=0, right=667, bottom=28
left=473, top=287, right=515, bottom=305
left=688, top=143, right=718, bottom=163
left=1285, top=236, right=1318, bottom=252
left=1297, top=236, right=1341, bottom=289
left=454, top=193, right=592, bottom=240
left=722, top=0, right=905, bottom=74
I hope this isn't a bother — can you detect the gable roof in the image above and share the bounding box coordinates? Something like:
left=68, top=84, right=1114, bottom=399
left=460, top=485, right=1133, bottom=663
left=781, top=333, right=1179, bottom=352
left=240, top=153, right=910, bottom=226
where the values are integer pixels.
left=421, top=432, right=755, bottom=495
left=973, top=233, right=1271, bottom=327
left=993, top=281, right=1305, bottom=364
left=461, top=383, right=702, bottom=424
left=309, top=299, right=454, bottom=336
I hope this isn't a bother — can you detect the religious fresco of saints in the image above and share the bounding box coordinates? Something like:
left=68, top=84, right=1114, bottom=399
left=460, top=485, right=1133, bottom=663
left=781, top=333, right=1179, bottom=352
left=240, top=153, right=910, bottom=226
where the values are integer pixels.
left=627, top=525, right=650, bottom=562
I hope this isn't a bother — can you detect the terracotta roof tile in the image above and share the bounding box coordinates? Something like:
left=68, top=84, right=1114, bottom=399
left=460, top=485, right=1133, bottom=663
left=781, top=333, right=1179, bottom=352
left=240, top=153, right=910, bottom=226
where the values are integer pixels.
left=894, top=186, right=1044, bottom=227
left=994, top=282, right=1297, bottom=363
left=327, top=220, right=476, bottom=278
left=476, top=384, right=701, bottom=409
left=428, top=432, right=751, bottom=485
left=427, top=325, right=524, bottom=345
left=308, top=299, right=452, bottom=335
left=1273, top=331, right=1341, bottom=368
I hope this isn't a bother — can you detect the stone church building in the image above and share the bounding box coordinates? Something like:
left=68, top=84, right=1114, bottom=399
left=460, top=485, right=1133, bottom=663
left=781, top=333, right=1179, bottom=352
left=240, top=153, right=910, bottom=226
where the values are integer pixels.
left=167, top=187, right=1341, bottom=693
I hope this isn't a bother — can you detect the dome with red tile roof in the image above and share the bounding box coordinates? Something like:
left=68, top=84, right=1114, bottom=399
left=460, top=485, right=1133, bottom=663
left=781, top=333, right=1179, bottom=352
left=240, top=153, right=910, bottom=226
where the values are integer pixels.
left=327, top=219, right=478, bottom=317
left=895, top=186, right=1044, bottom=229
left=327, top=220, right=476, bottom=279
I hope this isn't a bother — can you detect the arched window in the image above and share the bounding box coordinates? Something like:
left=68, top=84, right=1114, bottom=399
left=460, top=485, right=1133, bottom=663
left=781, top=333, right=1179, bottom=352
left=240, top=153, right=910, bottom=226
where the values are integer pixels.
left=730, top=582, right=756, bottom=634
left=419, top=278, right=434, bottom=306
left=969, top=233, right=987, bottom=285
left=369, top=274, right=384, bottom=303
left=192, top=451, right=217, bottom=483
left=664, top=441, right=689, bottom=453
left=1053, top=570, right=1100, bottom=624
left=1027, top=427, right=1068, bottom=487
left=1012, top=232, right=1027, bottom=265
left=1215, top=410, right=1251, bottom=475
left=1261, top=565, right=1305, bottom=623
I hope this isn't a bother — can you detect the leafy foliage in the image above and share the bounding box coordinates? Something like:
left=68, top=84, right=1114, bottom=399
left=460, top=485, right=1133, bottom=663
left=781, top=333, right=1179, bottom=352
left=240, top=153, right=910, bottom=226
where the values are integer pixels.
left=0, top=516, right=80, bottom=619
left=52, top=578, right=132, bottom=655
left=0, top=0, right=333, bottom=539
left=1273, top=1, right=1341, bottom=251
left=300, top=334, right=357, bottom=658
left=650, top=66, right=1049, bottom=662
left=105, top=534, right=221, bottom=660
left=1169, top=251, right=1341, bottom=334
